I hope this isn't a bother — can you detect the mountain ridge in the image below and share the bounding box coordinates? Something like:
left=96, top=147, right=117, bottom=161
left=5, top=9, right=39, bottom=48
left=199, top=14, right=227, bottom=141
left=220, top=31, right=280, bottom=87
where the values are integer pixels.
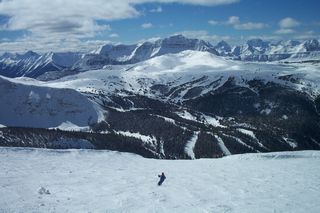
left=1, top=50, right=320, bottom=159
left=1, top=35, right=319, bottom=79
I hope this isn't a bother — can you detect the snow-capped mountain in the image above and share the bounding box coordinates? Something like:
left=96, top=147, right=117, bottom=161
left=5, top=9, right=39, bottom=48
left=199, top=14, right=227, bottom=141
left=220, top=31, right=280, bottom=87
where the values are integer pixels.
left=99, top=34, right=219, bottom=62
left=0, top=35, right=319, bottom=80
left=0, top=51, right=83, bottom=78
left=1, top=50, right=320, bottom=159
left=71, top=35, right=219, bottom=71
left=233, top=38, right=320, bottom=62
left=78, top=36, right=320, bottom=69
left=214, top=40, right=232, bottom=56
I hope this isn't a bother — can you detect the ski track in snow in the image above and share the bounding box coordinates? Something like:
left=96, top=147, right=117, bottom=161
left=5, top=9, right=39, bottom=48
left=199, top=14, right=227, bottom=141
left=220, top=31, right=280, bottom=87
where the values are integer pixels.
left=215, top=135, right=231, bottom=156
left=115, top=131, right=157, bottom=147
left=237, top=128, right=269, bottom=150
left=0, top=148, right=320, bottom=213
left=184, top=131, right=200, bottom=159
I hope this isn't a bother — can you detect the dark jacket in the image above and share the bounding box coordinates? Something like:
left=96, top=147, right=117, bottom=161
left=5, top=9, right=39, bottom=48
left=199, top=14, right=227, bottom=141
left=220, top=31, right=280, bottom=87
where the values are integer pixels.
left=158, top=173, right=166, bottom=185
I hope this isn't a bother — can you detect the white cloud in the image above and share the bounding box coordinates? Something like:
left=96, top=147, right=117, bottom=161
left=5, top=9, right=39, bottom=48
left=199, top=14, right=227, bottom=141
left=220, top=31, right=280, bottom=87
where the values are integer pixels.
left=228, top=16, right=267, bottom=30
left=0, top=37, right=112, bottom=54
left=109, top=33, right=119, bottom=38
left=176, top=30, right=232, bottom=42
left=245, top=35, right=281, bottom=41
left=141, top=23, right=153, bottom=29
left=275, top=28, right=295, bottom=35
left=0, top=0, right=239, bottom=52
left=0, top=1, right=133, bottom=37
left=227, top=16, right=240, bottom=25
left=234, top=22, right=267, bottom=30
left=293, top=31, right=318, bottom=40
left=210, top=16, right=267, bottom=30
left=0, top=0, right=239, bottom=37
left=150, top=6, right=163, bottom=13
left=143, top=0, right=240, bottom=6
left=138, top=37, right=162, bottom=43
left=208, top=20, right=219, bottom=25
left=279, top=17, right=300, bottom=29
left=274, top=17, right=300, bottom=36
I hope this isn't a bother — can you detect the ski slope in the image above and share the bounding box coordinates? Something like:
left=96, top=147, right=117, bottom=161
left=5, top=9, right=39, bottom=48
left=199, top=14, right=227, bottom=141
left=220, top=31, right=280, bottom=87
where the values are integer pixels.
left=0, top=148, right=319, bottom=212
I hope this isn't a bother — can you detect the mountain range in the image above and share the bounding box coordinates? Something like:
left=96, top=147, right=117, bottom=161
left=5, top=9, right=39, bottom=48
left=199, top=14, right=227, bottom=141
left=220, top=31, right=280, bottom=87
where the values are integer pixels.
left=1, top=49, right=319, bottom=159
left=0, top=35, right=319, bottom=80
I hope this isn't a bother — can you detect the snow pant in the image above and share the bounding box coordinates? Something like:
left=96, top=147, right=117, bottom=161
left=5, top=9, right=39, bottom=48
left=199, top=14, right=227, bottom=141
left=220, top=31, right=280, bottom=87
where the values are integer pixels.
left=158, top=179, right=165, bottom=186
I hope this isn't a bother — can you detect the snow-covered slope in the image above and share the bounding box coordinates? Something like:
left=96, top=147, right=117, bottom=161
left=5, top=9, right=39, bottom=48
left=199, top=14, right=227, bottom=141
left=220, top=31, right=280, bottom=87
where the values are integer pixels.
left=1, top=50, right=320, bottom=158
left=46, top=50, right=320, bottom=98
left=1, top=147, right=319, bottom=212
left=0, top=50, right=320, bottom=158
left=0, top=76, right=102, bottom=129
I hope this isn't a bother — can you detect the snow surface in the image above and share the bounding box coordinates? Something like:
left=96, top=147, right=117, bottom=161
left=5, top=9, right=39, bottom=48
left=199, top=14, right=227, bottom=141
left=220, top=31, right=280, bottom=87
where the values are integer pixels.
left=176, top=110, right=198, bottom=121
left=184, top=131, right=200, bottom=159
left=1, top=148, right=319, bottom=212
left=50, top=121, right=91, bottom=132
left=115, top=131, right=157, bottom=147
left=203, top=115, right=226, bottom=128
left=237, top=128, right=267, bottom=150
left=0, top=76, right=103, bottom=129
left=283, top=137, right=298, bottom=149
left=237, top=128, right=257, bottom=139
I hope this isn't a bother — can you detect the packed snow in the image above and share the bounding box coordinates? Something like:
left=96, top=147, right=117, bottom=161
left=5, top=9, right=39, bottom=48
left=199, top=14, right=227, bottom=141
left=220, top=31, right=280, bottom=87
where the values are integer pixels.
left=1, top=148, right=319, bottom=212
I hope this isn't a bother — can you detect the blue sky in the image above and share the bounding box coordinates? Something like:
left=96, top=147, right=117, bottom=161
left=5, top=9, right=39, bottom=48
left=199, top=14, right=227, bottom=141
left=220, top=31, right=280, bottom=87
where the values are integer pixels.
left=0, top=0, right=319, bottom=53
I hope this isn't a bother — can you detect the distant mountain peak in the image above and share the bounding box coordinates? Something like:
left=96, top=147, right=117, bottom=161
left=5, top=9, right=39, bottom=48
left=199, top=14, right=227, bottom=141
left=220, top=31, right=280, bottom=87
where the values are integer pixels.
left=247, top=38, right=269, bottom=48
left=215, top=40, right=232, bottom=53
left=303, top=39, right=320, bottom=51
left=22, top=50, right=39, bottom=57
left=167, top=34, right=187, bottom=40
left=1, top=36, right=320, bottom=79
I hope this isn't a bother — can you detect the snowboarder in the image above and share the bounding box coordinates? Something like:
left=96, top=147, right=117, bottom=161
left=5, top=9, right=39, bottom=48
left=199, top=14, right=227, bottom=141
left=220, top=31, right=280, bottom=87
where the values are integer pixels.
left=158, top=172, right=166, bottom=186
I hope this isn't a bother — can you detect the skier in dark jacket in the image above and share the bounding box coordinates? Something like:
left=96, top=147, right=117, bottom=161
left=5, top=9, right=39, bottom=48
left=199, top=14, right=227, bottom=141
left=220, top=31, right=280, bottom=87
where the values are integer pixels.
left=158, top=172, right=166, bottom=186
